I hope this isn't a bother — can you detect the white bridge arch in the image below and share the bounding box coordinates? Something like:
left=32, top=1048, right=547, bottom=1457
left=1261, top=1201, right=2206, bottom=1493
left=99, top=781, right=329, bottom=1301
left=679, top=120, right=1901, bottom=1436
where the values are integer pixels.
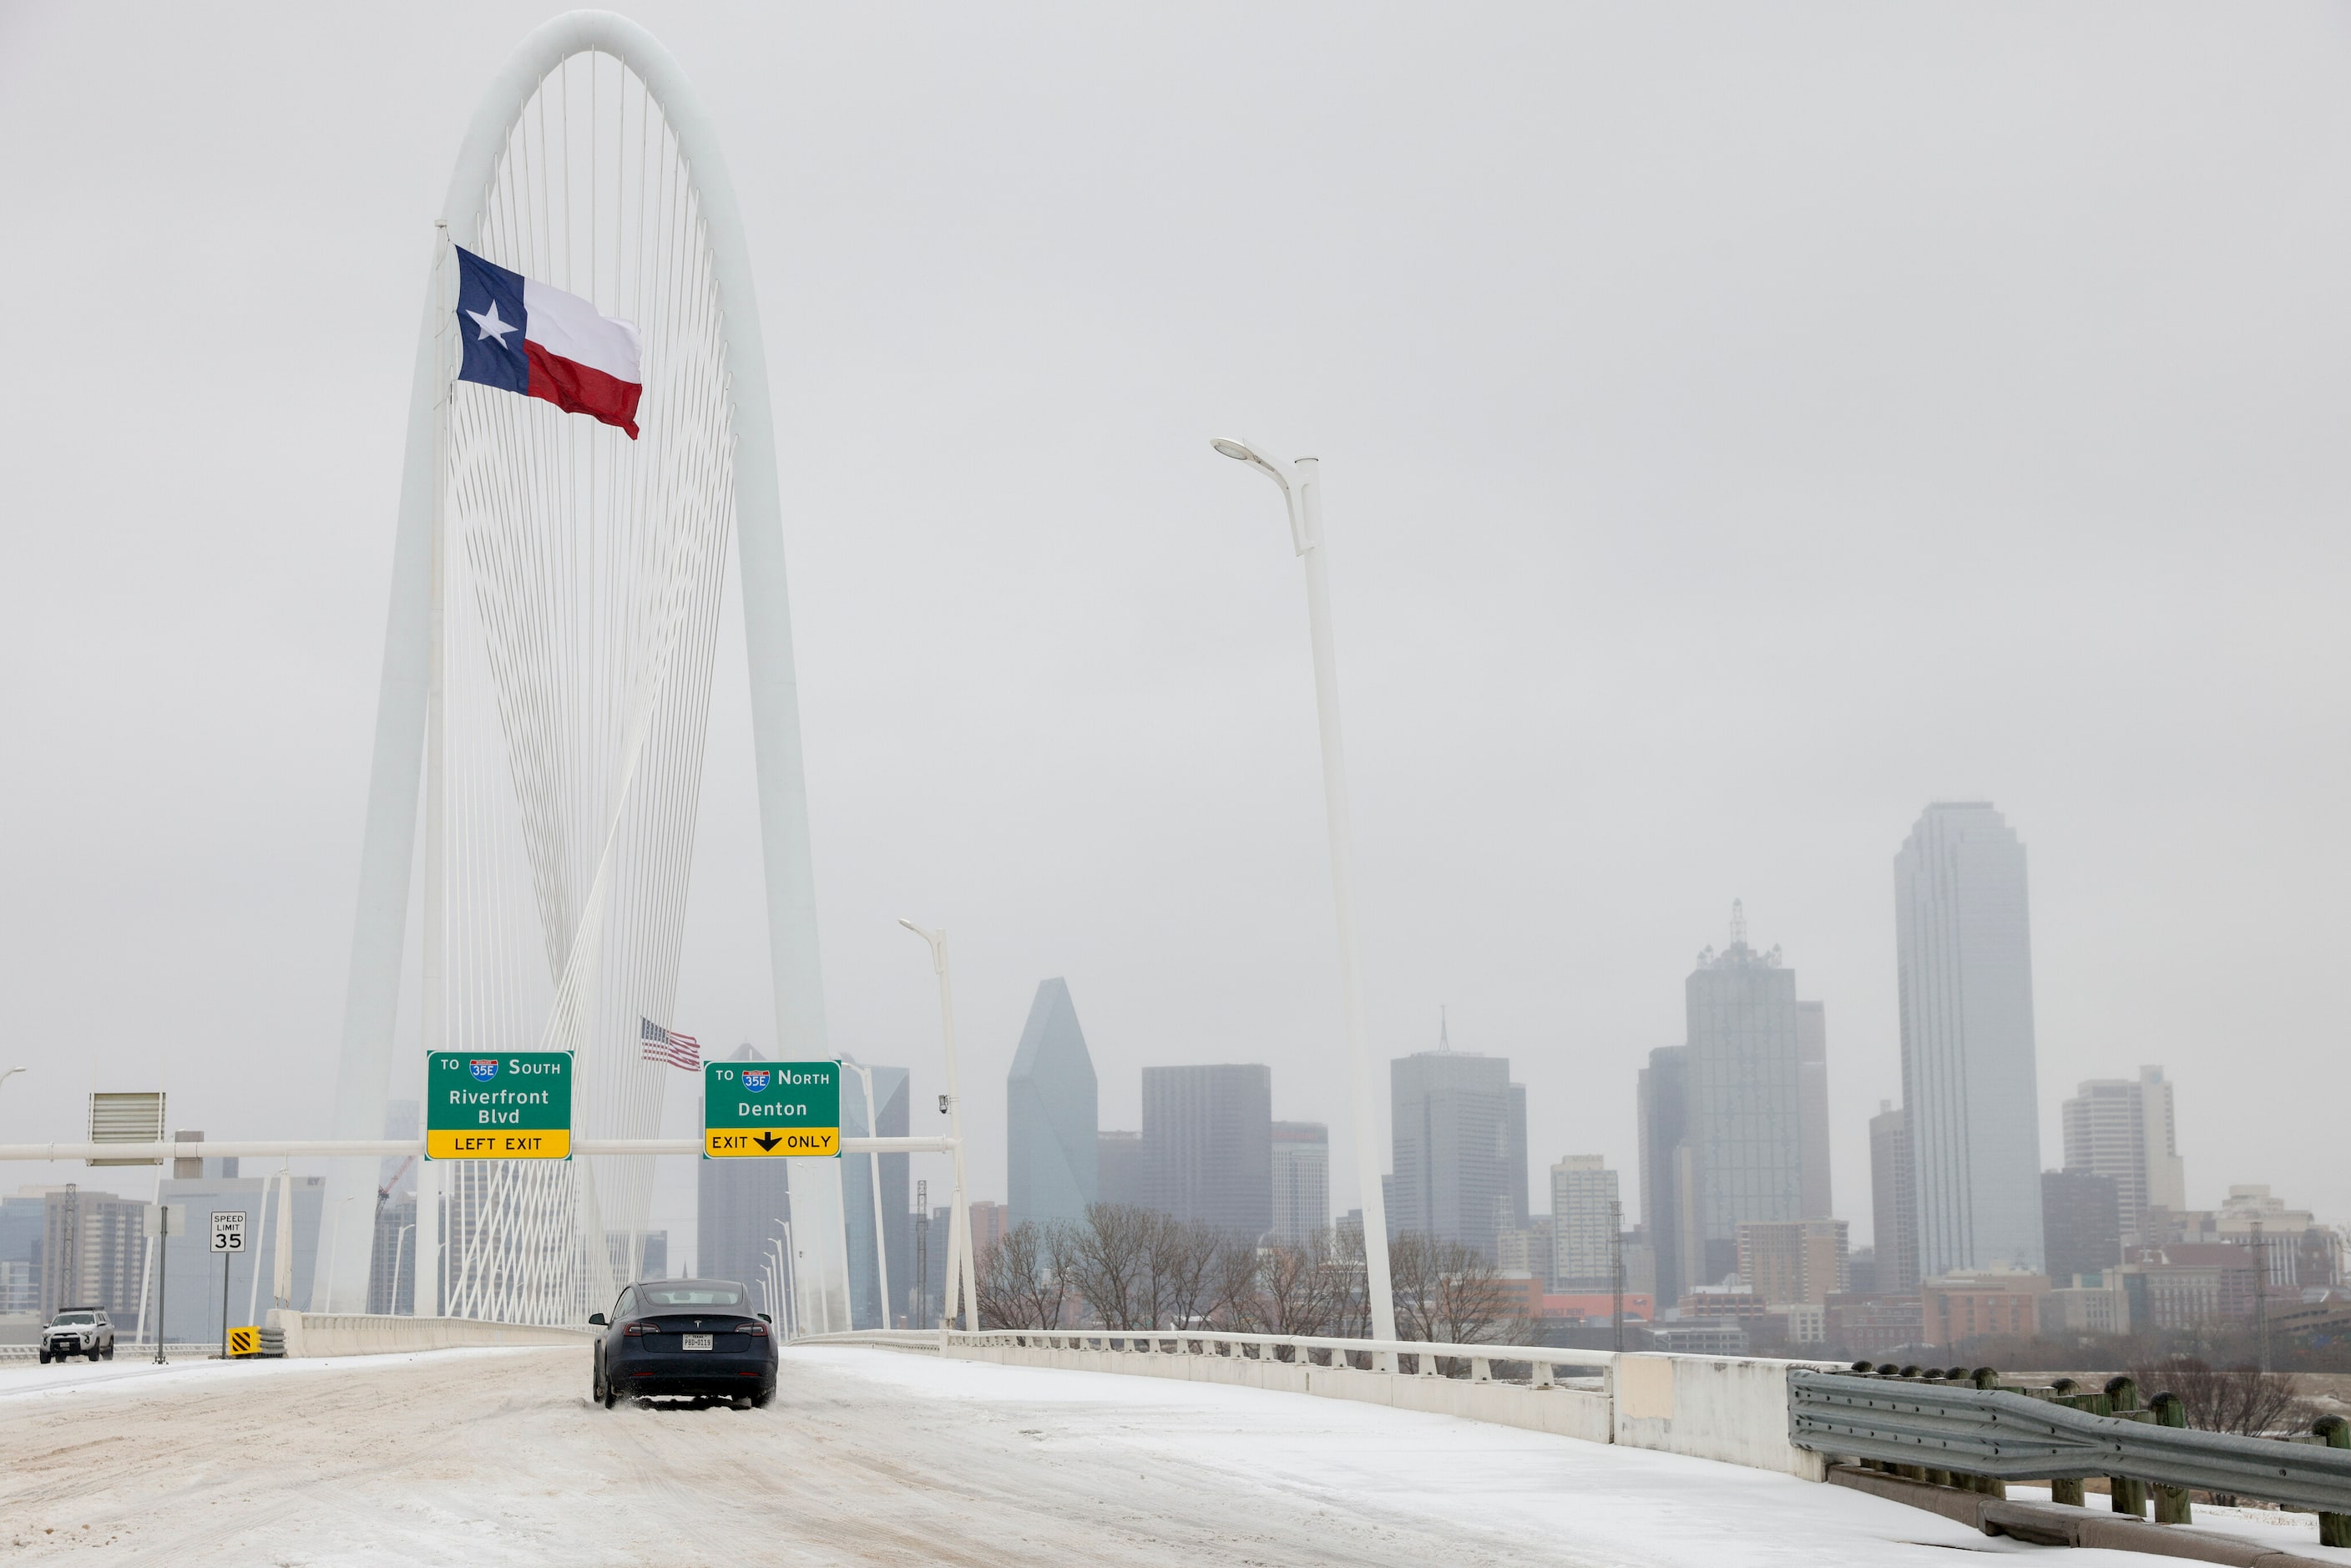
left=315, top=10, right=848, bottom=1328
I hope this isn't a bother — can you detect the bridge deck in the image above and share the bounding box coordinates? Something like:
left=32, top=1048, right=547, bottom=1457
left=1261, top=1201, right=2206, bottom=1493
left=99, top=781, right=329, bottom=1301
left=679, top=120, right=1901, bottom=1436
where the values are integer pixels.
left=3, top=1343, right=2016, bottom=1565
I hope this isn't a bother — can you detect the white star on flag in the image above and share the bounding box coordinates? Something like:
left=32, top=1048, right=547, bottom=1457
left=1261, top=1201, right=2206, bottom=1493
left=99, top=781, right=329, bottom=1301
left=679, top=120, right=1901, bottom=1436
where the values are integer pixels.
left=467, top=300, right=518, bottom=346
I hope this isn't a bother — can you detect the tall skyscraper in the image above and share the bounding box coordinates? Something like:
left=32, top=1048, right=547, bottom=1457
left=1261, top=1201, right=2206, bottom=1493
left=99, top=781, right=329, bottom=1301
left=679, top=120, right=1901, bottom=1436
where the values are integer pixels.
left=2060, top=1066, right=2186, bottom=1245
left=1391, top=1043, right=1524, bottom=1260
left=1637, top=1045, right=1694, bottom=1306
left=1796, top=1001, right=1833, bottom=1219
left=1868, top=1100, right=1920, bottom=1292
left=1096, top=1130, right=1146, bottom=1207
left=1142, top=1065, right=1271, bottom=1235
left=699, top=1043, right=792, bottom=1293
left=39, top=1185, right=148, bottom=1323
left=1550, top=1156, right=1619, bottom=1292
left=1895, top=802, right=2046, bottom=1276
left=1683, top=905, right=1813, bottom=1287
left=2040, top=1167, right=2121, bottom=1282
left=1270, top=1121, right=1330, bottom=1243
left=1006, top=979, right=1099, bottom=1229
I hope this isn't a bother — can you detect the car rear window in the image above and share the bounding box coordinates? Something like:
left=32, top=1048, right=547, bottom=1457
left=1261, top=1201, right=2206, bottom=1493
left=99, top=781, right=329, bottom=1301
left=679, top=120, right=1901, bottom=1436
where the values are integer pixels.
left=639, top=1285, right=746, bottom=1308
left=53, top=1313, right=94, bottom=1325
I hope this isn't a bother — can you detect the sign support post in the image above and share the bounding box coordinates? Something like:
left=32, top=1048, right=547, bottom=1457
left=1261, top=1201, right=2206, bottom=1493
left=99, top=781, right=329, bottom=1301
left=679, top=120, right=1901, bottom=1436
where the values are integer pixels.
left=211, top=1210, right=246, bottom=1359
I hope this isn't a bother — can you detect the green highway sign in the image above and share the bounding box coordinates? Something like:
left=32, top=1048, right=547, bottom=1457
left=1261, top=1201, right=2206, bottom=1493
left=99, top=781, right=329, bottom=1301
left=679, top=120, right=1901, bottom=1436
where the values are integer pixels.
left=426, top=1051, right=573, bottom=1159
left=703, top=1060, right=840, bottom=1158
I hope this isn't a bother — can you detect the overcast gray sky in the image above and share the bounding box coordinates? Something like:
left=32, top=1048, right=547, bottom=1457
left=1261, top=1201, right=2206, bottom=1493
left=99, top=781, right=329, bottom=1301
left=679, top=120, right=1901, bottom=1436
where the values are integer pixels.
left=5, top=2, right=2349, bottom=1263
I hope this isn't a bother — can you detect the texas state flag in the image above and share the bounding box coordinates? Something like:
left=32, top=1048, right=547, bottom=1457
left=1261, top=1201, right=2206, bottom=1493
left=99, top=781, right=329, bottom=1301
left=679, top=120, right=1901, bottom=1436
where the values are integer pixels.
left=454, top=246, right=642, bottom=438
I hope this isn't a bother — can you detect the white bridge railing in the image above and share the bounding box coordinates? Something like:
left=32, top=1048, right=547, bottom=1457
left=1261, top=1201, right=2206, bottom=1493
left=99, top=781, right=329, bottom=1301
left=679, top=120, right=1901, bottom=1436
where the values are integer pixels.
left=949, top=1326, right=1614, bottom=1384
left=796, top=1325, right=1833, bottom=1479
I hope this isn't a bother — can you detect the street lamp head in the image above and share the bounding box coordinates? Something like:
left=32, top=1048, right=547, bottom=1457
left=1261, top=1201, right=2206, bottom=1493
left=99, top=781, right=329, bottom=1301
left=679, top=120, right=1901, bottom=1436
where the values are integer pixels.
left=1209, top=436, right=1292, bottom=494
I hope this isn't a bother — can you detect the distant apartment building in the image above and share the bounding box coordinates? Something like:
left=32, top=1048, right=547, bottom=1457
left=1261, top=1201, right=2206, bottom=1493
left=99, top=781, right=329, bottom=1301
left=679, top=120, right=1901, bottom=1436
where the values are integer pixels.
left=1683, top=904, right=1816, bottom=1287
left=1796, top=1001, right=1833, bottom=1219
left=1737, top=1218, right=1849, bottom=1306
left=1269, top=1121, right=1329, bottom=1244
left=40, top=1186, right=149, bottom=1323
left=1550, top=1157, right=1619, bottom=1291
left=1869, top=1101, right=1919, bottom=1292
left=1638, top=1045, right=1693, bottom=1305
left=2121, top=1243, right=2257, bottom=1328
left=1390, top=1044, right=1524, bottom=1259
left=2060, top=1067, right=2186, bottom=1245
left=1007, top=979, right=1100, bottom=1228
left=968, top=1201, right=1010, bottom=1257
left=1896, top=803, right=2046, bottom=1277
left=1498, top=1222, right=1554, bottom=1285
left=1921, top=1269, right=2051, bottom=1348
left=2040, top=1274, right=2129, bottom=1336
left=2040, top=1168, right=2122, bottom=1282
left=2214, top=1185, right=2338, bottom=1291
left=0, top=1191, right=47, bottom=1317
left=1096, top=1130, right=1146, bottom=1207
left=1143, top=1065, right=1272, bottom=1237
left=1826, top=1292, right=1925, bottom=1356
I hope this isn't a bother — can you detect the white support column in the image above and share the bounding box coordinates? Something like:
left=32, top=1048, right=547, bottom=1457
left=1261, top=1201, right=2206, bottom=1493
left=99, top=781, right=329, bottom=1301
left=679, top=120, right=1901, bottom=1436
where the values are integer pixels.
left=412, top=1155, right=439, bottom=1318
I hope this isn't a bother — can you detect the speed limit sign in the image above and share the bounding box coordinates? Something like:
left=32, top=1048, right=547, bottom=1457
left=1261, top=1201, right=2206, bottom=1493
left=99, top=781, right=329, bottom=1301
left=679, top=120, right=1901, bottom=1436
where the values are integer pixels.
left=210, top=1211, right=247, bottom=1252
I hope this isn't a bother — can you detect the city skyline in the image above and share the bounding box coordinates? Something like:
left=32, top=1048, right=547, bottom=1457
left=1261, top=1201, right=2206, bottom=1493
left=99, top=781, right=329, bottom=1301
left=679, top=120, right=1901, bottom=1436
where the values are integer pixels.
left=10, top=6, right=2351, bottom=1272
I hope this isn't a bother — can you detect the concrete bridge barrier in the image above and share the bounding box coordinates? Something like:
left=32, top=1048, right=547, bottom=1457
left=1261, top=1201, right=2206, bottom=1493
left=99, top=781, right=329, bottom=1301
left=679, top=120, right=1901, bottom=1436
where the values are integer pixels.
left=803, top=1328, right=1831, bottom=1478
left=267, top=1311, right=594, bottom=1359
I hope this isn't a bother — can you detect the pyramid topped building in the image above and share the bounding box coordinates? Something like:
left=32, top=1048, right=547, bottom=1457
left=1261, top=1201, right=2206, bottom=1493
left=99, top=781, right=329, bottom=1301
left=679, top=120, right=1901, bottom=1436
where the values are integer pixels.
left=1007, top=979, right=1099, bottom=1228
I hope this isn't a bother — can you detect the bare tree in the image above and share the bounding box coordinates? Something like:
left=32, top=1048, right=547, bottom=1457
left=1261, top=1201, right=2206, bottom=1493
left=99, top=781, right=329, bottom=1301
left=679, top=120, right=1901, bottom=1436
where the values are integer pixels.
left=1243, top=1233, right=1351, bottom=1338
left=974, top=1222, right=1069, bottom=1329
left=2130, top=1356, right=2323, bottom=1438
left=1211, top=1238, right=1267, bottom=1330
left=1064, top=1203, right=1157, bottom=1330
left=1147, top=1214, right=1225, bottom=1330
left=1390, top=1232, right=1524, bottom=1348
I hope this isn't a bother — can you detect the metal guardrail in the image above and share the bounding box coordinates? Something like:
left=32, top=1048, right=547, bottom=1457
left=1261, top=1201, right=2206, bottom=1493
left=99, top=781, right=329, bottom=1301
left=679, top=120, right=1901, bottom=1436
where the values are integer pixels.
left=1789, top=1369, right=2351, bottom=1516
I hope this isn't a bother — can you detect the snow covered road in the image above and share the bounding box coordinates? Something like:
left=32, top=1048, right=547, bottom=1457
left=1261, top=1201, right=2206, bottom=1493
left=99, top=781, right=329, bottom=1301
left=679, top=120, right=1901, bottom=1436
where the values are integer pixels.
left=0, top=1343, right=2158, bottom=1565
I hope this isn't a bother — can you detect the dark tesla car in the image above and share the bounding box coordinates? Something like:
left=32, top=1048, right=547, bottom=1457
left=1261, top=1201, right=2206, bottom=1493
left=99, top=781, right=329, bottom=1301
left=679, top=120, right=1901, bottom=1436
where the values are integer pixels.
left=589, top=1278, right=777, bottom=1409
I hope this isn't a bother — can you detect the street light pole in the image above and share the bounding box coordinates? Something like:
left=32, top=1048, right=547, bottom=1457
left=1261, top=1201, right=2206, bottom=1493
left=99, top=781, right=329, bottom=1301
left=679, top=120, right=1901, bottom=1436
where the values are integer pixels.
left=844, top=1060, right=892, bottom=1331
left=898, top=920, right=978, bottom=1333
left=1210, top=438, right=1398, bottom=1349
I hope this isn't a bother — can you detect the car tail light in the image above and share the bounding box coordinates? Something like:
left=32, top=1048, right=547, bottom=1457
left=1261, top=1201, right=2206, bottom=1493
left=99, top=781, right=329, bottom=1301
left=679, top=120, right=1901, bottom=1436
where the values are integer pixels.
left=623, top=1323, right=647, bottom=1336
left=746, top=1323, right=768, bottom=1337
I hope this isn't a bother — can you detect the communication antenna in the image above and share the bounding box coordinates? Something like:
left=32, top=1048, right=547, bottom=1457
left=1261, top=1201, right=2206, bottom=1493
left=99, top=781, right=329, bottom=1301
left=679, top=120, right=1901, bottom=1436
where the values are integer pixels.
left=1438, top=1005, right=1451, bottom=1052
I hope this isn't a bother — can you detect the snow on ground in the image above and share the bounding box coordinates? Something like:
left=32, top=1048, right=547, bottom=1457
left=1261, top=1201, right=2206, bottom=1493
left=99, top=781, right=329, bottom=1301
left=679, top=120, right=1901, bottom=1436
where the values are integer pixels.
left=0, top=1341, right=2237, bottom=1566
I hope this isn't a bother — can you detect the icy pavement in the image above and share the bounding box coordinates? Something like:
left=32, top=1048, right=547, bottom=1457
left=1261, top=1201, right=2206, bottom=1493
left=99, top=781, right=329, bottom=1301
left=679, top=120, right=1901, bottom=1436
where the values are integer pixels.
left=0, top=1340, right=2205, bottom=1565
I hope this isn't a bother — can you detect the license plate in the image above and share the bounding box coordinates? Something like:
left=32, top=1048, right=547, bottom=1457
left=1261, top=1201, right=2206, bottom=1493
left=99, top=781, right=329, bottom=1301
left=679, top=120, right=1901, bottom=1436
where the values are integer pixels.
left=683, top=1333, right=713, bottom=1351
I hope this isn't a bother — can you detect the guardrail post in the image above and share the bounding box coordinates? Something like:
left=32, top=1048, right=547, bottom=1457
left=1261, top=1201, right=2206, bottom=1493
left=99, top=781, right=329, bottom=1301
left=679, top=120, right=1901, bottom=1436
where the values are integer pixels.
left=2317, top=1416, right=2351, bottom=1547
left=2106, top=1377, right=2147, bottom=1518
left=2147, top=1393, right=2192, bottom=1525
left=1471, top=1356, right=1490, bottom=1383
left=2046, top=1379, right=2087, bottom=1506
left=1964, top=1368, right=2008, bottom=1497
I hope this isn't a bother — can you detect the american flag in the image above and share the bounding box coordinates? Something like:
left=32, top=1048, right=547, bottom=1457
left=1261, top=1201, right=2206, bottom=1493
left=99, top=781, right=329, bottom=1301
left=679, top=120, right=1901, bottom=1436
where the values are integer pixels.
left=640, top=1017, right=700, bottom=1070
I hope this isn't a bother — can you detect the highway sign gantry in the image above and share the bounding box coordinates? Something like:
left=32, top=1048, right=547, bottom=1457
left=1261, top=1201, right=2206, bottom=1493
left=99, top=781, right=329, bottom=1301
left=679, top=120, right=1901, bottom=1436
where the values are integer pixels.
left=703, top=1060, right=840, bottom=1158
left=426, top=1052, right=573, bottom=1159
